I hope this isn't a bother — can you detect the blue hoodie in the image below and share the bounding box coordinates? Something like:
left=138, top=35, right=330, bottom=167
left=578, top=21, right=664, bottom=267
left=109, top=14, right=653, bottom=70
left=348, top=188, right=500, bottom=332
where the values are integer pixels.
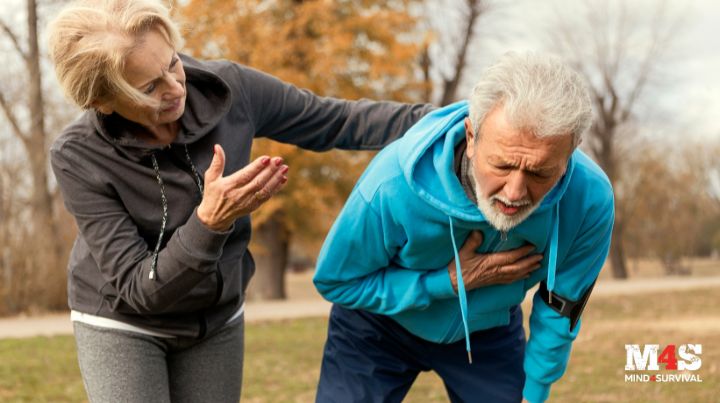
left=313, top=101, right=614, bottom=402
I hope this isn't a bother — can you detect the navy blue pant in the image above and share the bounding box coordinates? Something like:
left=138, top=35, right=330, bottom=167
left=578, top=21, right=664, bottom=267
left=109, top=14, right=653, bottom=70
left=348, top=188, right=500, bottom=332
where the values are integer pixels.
left=316, top=305, right=525, bottom=403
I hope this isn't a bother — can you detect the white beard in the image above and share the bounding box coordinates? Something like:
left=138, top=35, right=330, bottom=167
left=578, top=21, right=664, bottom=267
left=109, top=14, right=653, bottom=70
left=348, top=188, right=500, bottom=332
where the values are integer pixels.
left=468, top=161, right=541, bottom=232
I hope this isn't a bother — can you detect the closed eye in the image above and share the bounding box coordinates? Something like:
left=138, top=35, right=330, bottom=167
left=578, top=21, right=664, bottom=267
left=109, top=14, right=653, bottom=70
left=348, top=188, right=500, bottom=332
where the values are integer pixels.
left=528, top=170, right=554, bottom=180
left=169, top=55, right=179, bottom=70
left=493, top=164, right=514, bottom=171
left=141, top=54, right=178, bottom=94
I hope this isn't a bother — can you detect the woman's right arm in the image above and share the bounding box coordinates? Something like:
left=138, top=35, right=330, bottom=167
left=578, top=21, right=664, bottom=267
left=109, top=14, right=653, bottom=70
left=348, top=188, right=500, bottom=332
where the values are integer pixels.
left=222, top=62, right=434, bottom=151
left=51, top=139, right=285, bottom=314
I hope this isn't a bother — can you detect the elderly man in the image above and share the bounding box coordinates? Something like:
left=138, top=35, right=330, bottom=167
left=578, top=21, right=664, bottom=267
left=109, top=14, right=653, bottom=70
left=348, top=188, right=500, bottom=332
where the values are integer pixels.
left=313, top=52, right=614, bottom=403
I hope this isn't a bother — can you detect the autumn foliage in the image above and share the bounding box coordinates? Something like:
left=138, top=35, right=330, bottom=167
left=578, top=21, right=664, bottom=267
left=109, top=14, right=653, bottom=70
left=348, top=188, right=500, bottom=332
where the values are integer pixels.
left=176, top=0, right=426, bottom=298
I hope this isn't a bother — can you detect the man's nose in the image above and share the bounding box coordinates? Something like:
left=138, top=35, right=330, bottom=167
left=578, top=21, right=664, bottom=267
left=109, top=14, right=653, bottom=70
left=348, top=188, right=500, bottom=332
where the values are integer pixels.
left=503, top=171, right=528, bottom=202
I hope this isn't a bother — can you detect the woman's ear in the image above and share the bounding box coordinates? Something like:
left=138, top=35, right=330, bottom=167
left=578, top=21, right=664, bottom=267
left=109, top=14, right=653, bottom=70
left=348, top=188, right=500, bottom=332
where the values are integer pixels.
left=91, top=100, right=113, bottom=115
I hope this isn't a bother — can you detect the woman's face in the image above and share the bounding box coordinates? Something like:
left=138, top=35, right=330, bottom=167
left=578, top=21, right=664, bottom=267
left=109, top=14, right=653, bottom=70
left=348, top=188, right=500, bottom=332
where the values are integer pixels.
left=98, top=29, right=186, bottom=130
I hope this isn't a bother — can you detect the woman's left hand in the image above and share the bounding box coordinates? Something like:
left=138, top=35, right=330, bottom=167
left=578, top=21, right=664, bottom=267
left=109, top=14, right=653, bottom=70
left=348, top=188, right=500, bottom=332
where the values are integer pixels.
left=196, top=144, right=289, bottom=231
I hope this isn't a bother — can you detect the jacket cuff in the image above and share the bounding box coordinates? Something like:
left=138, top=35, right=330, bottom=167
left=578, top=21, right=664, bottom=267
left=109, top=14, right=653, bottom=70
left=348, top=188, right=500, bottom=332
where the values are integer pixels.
left=523, top=378, right=550, bottom=403
left=423, top=267, right=457, bottom=300
left=175, top=208, right=233, bottom=265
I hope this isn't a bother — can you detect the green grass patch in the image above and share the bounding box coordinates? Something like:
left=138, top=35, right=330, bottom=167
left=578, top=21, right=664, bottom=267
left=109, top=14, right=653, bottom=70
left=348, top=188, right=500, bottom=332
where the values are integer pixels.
left=242, top=318, right=327, bottom=402
left=585, top=287, right=720, bottom=321
left=550, top=288, right=719, bottom=403
left=1, top=288, right=717, bottom=402
left=552, top=328, right=718, bottom=403
left=0, top=336, right=85, bottom=402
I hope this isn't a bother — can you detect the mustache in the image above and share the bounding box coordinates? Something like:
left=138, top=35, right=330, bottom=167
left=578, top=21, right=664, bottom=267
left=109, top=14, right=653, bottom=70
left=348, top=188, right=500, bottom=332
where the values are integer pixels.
left=490, top=194, right=531, bottom=207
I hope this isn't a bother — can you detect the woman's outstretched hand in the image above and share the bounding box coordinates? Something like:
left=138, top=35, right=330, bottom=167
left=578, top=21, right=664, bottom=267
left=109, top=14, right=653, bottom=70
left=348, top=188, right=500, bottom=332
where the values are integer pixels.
left=197, top=144, right=288, bottom=231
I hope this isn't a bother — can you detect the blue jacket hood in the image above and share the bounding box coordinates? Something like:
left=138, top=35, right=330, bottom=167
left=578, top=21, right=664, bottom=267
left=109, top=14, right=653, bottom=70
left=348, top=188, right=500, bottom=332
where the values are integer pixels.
left=397, top=101, right=575, bottom=222
left=313, top=101, right=614, bottom=402
left=394, top=100, right=576, bottom=362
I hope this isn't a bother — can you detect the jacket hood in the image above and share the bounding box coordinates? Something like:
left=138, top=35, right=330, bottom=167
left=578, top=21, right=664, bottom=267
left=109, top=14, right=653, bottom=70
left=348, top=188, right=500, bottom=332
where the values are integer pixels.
left=396, top=100, right=577, bottom=362
left=397, top=101, right=575, bottom=224
left=90, top=54, right=233, bottom=162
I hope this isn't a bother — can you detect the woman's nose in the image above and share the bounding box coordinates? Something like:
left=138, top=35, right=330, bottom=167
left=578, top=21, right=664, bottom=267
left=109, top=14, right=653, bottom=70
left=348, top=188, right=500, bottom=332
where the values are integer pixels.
left=162, top=72, right=184, bottom=98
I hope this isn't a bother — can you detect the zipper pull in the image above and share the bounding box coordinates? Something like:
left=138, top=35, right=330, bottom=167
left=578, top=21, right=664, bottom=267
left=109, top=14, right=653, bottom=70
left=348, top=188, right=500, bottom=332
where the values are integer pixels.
left=500, top=231, right=508, bottom=242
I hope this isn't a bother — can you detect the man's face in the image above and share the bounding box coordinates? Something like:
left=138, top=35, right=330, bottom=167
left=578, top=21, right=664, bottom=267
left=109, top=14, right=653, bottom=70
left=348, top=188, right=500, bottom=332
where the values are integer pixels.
left=465, top=106, right=573, bottom=232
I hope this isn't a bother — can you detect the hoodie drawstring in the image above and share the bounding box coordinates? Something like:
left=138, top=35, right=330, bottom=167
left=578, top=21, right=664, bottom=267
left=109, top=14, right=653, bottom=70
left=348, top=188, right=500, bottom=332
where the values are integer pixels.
left=448, top=203, right=560, bottom=364
left=448, top=216, right=473, bottom=364
left=546, top=203, right=560, bottom=302
left=184, top=144, right=204, bottom=194
left=149, top=153, right=168, bottom=280
left=149, top=144, right=204, bottom=280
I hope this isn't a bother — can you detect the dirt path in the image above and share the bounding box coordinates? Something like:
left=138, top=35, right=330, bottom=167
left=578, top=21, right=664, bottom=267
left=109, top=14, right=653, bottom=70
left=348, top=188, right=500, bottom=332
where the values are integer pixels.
left=1, top=275, right=719, bottom=339
left=585, top=317, right=720, bottom=335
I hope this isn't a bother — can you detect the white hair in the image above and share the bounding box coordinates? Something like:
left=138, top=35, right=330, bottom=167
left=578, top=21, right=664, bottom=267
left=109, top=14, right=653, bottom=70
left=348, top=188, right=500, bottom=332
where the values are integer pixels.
left=468, top=52, right=592, bottom=147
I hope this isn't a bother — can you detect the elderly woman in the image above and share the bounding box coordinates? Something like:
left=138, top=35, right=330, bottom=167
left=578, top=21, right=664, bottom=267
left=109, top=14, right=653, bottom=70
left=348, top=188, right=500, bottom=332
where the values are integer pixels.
left=47, top=0, right=431, bottom=401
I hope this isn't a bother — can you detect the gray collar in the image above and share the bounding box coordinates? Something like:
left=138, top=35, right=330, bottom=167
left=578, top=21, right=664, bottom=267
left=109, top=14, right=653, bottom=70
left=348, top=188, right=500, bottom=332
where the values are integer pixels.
left=90, top=53, right=233, bottom=162
left=454, top=139, right=478, bottom=205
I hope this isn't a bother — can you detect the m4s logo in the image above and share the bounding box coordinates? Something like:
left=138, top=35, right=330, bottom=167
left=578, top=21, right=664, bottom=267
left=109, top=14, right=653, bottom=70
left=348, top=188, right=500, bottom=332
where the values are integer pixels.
left=625, top=344, right=702, bottom=371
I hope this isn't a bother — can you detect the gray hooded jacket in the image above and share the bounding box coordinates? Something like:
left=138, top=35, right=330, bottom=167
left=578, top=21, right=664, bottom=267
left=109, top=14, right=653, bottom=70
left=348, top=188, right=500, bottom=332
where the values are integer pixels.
left=51, top=54, right=433, bottom=338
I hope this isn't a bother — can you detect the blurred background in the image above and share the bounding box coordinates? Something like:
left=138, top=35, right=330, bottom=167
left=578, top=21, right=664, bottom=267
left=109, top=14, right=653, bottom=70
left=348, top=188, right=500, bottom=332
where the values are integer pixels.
left=1, top=0, right=717, bottom=310
left=1, top=1, right=719, bottom=401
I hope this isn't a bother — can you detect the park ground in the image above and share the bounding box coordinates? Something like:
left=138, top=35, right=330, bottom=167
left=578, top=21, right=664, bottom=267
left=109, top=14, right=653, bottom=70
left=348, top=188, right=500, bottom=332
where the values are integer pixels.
left=0, top=258, right=718, bottom=402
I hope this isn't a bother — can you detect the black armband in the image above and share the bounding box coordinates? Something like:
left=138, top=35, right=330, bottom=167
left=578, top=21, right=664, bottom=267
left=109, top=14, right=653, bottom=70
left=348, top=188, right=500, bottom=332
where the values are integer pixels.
left=538, top=280, right=596, bottom=332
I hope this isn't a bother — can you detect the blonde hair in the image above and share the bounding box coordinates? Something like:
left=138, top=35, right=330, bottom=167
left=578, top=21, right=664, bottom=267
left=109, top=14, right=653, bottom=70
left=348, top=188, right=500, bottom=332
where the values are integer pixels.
left=47, top=0, right=183, bottom=109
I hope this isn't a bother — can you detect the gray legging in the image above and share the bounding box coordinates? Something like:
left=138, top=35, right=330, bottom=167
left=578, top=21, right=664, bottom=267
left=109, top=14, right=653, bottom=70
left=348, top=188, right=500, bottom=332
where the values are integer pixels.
left=73, top=316, right=244, bottom=403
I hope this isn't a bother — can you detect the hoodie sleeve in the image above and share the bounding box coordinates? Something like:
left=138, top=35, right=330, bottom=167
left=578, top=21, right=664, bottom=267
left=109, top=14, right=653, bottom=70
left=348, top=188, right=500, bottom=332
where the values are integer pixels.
left=51, top=139, right=232, bottom=315
left=230, top=64, right=434, bottom=151
left=313, top=189, right=457, bottom=314
left=523, top=192, right=615, bottom=403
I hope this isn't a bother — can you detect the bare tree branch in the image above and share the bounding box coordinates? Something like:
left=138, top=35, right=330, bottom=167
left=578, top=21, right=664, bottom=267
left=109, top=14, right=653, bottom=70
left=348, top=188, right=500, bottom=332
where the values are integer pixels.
left=0, top=20, right=29, bottom=63
left=420, top=42, right=432, bottom=103
left=0, top=90, right=27, bottom=140
left=610, top=3, right=629, bottom=78
left=439, top=0, right=485, bottom=106
left=587, top=125, right=604, bottom=157
left=548, top=0, right=683, bottom=280
left=26, top=0, right=46, bottom=139
left=620, top=33, right=661, bottom=120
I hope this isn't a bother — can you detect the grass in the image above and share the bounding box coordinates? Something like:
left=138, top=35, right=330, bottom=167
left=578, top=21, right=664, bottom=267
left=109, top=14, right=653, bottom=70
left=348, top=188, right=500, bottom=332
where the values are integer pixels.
left=549, top=288, right=719, bottom=403
left=596, top=256, right=719, bottom=280
left=0, top=288, right=717, bottom=402
left=0, top=336, right=85, bottom=402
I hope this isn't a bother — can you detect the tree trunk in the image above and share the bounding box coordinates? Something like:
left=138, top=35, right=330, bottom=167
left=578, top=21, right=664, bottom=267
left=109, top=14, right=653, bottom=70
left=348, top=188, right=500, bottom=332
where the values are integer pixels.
left=590, top=122, right=628, bottom=279
left=420, top=44, right=432, bottom=103
left=248, top=210, right=290, bottom=300
left=439, top=0, right=482, bottom=106
left=609, top=217, right=628, bottom=279
left=27, top=0, right=64, bottom=307
left=660, top=254, right=691, bottom=276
